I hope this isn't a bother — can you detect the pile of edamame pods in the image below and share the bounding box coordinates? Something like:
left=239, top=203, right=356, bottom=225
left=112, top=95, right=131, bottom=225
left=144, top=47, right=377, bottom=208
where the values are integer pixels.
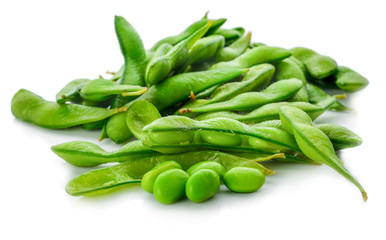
left=11, top=13, right=369, bottom=204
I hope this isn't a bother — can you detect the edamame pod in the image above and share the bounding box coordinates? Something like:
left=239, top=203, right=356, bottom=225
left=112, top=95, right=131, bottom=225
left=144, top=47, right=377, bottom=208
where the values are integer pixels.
left=105, top=112, right=133, bottom=143
left=51, top=140, right=158, bottom=167
left=11, top=89, right=125, bottom=129
left=80, top=79, right=147, bottom=102
left=126, top=101, right=161, bottom=139
left=56, top=78, right=90, bottom=103
left=291, top=47, right=337, bottom=79
left=333, top=66, right=369, bottom=92
left=307, top=83, right=350, bottom=111
left=279, top=106, right=367, bottom=201
left=65, top=150, right=273, bottom=196
left=180, top=78, right=303, bottom=113
left=213, top=27, right=244, bottom=42
left=215, top=32, right=251, bottom=62
left=210, top=46, right=291, bottom=69
left=145, top=21, right=213, bottom=85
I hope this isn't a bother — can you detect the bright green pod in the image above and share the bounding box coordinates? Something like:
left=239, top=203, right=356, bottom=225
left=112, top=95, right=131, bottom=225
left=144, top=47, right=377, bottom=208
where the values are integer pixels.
left=64, top=151, right=274, bottom=196
left=11, top=89, right=124, bottom=129
left=145, top=21, right=213, bottom=85
left=153, top=169, right=189, bottom=204
left=126, top=101, right=161, bottom=140
left=148, top=43, right=173, bottom=62
left=186, top=169, right=220, bottom=203
left=126, top=68, right=248, bottom=111
left=112, top=16, right=147, bottom=108
left=314, top=124, right=362, bottom=151
left=306, top=83, right=350, bottom=111
left=210, top=46, right=291, bottom=70
left=279, top=106, right=367, bottom=201
left=141, top=161, right=182, bottom=193
left=223, top=167, right=265, bottom=193
left=181, top=78, right=303, bottom=113
left=213, top=27, right=243, bottom=42
left=80, top=79, right=147, bottom=102
left=215, top=32, right=251, bottom=62
left=186, top=161, right=225, bottom=179
left=51, top=140, right=158, bottom=167
left=291, top=47, right=337, bottom=79
left=196, top=97, right=335, bottom=123
left=150, top=15, right=226, bottom=51
left=56, top=78, right=90, bottom=103
left=334, top=66, right=369, bottom=92
left=105, top=112, right=133, bottom=143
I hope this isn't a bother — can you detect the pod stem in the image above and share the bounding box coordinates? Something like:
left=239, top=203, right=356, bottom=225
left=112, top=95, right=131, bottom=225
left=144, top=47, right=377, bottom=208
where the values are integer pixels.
left=190, top=91, right=196, bottom=100
left=334, top=94, right=347, bottom=99
left=121, top=87, right=148, bottom=97
left=179, top=108, right=192, bottom=114
left=253, top=153, right=285, bottom=162
left=362, top=191, right=368, bottom=202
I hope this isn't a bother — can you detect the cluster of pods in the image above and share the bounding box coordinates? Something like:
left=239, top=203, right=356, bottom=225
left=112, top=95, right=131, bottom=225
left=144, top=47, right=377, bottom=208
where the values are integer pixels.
left=11, top=13, right=369, bottom=203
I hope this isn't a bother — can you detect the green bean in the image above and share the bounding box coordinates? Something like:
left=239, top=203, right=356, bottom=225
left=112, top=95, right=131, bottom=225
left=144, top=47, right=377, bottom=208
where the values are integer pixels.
left=333, top=66, right=369, bottom=92
left=141, top=161, right=182, bottom=193
left=126, top=101, right=161, bottom=139
left=79, top=79, right=147, bottom=102
left=145, top=21, right=213, bottom=85
left=291, top=47, right=337, bottom=79
left=279, top=106, right=367, bottom=201
left=178, top=64, right=275, bottom=116
left=11, top=89, right=125, bottom=129
left=215, top=32, right=251, bottom=62
left=65, top=150, right=273, bottom=196
left=186, top=169, right=220, bottom=203
left=223, top=167, right=265, bottom=193
left=196, top=96, right=335, bottom=123
left=306, top=83, right=350, bottom=111
left=51, top=140, right=158, bottom=167
left=275, top=56, right=308, bottom=102
left=187, top=161, right=225, bottom=179
left=149, top=14, right=226, bottom=51
left=210, top=46, right=291, bottom=70
left=56, top=78, right=90, bottom=103
left=180, top=78, right=303, bottom=113
left=153, top=169, right=189, bottom=204
left=112, top=16, right=147, bottom=108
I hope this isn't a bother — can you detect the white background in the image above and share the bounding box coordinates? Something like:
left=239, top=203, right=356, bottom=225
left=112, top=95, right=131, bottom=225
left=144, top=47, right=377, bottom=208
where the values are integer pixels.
left=1, top=0, right=385, bottom=239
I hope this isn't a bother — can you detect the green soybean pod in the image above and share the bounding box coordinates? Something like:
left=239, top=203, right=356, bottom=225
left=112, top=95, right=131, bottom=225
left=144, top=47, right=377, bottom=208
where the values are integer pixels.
left=186, top=169, right=220, bottom=203
left=141, top=161, right=182, bottom=193
left=314, top=124, right=362, bottom=151
left=11, top=89, right=125, bottom=129
left=334, top=66, right=369, bottom=92
left=306, top=83, right=350, bottom=111
left=56, top=78, right=90, bottom=103
left=213, top=27, right=243, bottom=42
left=153, top=169, right=189, bottom=204
left=223, top=167, right=265, bottom=193
left=105, top=112, right=133, bottom=144
left=215, top=32, right=251, bottom=62
left=187, top=161, right=225, bottom=179
left=291, top=47, right=337, bottom=79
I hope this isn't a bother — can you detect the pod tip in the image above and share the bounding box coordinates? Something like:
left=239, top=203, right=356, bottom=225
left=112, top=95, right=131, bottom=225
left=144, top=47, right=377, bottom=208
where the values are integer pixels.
left=362, top=191, right=368, bottom=202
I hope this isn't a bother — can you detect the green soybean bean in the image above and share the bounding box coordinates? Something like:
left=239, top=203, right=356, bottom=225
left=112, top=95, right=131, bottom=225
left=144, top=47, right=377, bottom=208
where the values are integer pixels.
left=178, top=64, right=275, bottom=116
left=141, top=161, right=182, bottom=193
left=180, top=78, right=303, bottom=113
left=279, top=106, right=367, bottom=201
left=126, top=101, right=161, bottom=139
left=314, top=124, right=362, bottom=151
left=333, top=66, right=369, bottom=92
left=56, top=78, right=90, bottom=103
left=145, top=21, right=212, bottom=85
left=223, top=167, right=265, bottom=193
left=125, top=68, right=248, bottom=111
left=215, top=32, right=251, bottom=62
left=196, top=97, right=335, bottom=123
left=306, top=83, right=350, bottom=111
left=65, top=150, right=273, bottom=196
left=291, top=47, right=337, bottom=79
left=153, top=169, right=189, bottom=204
left=51, top=140, right=158, bottom=167
left=210, top=46, right=291, bottom=70
left=149, top=14, right=226, bottom=51
left=112, top=16, right=147, bottom=108
left=275, top=56, right=308, bottom=102
left=11, top=89, right=125, bottom=129
left=79, top=79, right=147, bottom=102
left=186, top=169, right=220, bottom=203
left=187, top=161, right=225, bottom=179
